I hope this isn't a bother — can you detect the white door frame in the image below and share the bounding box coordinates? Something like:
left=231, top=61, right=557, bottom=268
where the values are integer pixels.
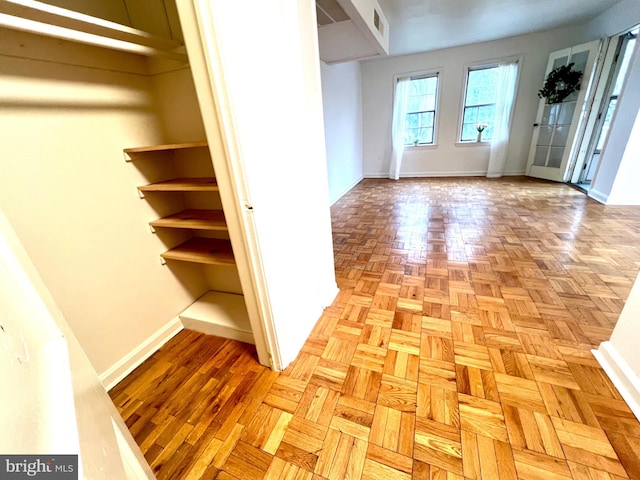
left=175, top=0, right=283, bottom=371
left=568, top=36, right=617, bottom=184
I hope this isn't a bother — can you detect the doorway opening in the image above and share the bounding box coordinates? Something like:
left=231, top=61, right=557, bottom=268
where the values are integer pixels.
left=570, top=27, right=638, bottom=192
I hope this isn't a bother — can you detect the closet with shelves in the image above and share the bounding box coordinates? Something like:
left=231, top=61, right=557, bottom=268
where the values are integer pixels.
left=124, top=140, right=254, bottom=344
left=0, top=0, right=262, bottom=353
left=2, top=0, right=337, bottom=382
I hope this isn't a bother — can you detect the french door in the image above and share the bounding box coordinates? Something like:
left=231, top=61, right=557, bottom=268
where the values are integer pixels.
left=526, top=40, right=601, bottom=182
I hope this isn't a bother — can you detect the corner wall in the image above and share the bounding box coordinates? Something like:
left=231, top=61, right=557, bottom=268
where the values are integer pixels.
left=360, top=26, right=586, bottom=178
left=321, top=60, right=364, bottom=204
left=0, top=29, right=200, bottom=376
left=595, top=271, right=640, bottom=421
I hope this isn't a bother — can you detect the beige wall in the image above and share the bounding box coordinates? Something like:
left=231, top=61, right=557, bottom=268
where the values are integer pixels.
left=0, top=29, right=202, bottom=375
left=149, top=60, right=206, bottom=143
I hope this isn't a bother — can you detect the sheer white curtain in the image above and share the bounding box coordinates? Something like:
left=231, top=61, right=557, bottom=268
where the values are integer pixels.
left=487, top=62, right=518, bottom=177
left=389, top=77, right=410, bottom=180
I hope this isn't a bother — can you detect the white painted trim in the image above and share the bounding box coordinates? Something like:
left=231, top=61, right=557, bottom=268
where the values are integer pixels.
left=364, top=171, right=487, bottom=178
left=593, top=341, right=640, bottom=422
left=588, top=187, right=609, bottom=204
left=601, top=194, right=640, bottom=206
left=99, top=317, right=183, bottom=391
left=363, top=171, right=528, bottom=179
left=330, top=175, right=363, bottom=205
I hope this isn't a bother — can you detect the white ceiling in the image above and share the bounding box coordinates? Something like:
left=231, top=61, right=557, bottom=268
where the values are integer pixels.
left=377, top=0, right=625, bottom=56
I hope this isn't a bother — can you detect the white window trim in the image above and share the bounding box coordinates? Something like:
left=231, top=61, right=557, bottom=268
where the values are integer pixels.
left=393, top=67, right=443, bottom=147
left=456, top=55, right=523, bottom=145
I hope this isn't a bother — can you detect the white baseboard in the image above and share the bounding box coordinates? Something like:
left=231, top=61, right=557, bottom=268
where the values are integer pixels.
left=601, top=194, right=640, bottom=206
left=364, top=171, right=487, bottom=178
left=588, top=188, right=609, bottom=204
left=593, top=341, right=640, bottom=422
left=502, top=170, right=526, bottom=176
left=100, top=317, right=183, bottom=391
left=330, top=176, right=363, bottom=205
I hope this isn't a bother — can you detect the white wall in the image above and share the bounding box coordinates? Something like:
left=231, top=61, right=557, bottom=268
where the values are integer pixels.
left=590, top=42, right=640, bottom=204
left=584, top=1, right=640, bottom=205
left=360, top=25, right=587, bottom=178
left=0, top=30, right=199, bottom=376
left=582, top=0, right=640, bottom=39
left=191, top=0, right=339, bottom=367
left=595, top=271, right=640, bottom=421
left=321, top=60, right=364, bottom=204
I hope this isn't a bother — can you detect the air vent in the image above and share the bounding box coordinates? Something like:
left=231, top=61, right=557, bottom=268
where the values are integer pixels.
left=373, top=9, right=383, bottom=35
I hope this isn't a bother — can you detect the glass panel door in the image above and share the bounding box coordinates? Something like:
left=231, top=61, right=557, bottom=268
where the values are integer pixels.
left=526, top=41, right=601, bottom=182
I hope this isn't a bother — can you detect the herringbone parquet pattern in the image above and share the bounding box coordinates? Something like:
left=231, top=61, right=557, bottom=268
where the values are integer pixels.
left=110, top=177, right=640, bottom=479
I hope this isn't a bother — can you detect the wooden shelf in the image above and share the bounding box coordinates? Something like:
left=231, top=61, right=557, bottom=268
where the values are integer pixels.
left=150, top=209, right=227, bottom=231
left=124, top=141, right=208, bottom=154
left=138, top=178, right=219, bottom=193
left=161, top=238, right=235, bottom=266
left=0, top=0, right=186, bottom=61
left=179, top=291, right=253, bottom=344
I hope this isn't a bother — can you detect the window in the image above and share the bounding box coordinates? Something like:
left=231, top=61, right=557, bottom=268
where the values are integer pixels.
left=461, top=66, right=499, bottom=141
left=404, top=75, right=438, bottom=145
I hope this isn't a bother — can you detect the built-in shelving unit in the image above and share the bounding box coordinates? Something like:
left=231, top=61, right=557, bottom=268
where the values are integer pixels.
left=124, top=141, right=253, bottom=344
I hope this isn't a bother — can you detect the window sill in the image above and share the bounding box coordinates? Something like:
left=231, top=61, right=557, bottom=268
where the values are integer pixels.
left=455, top=141, right=490, bottom=147
left=405, top=143, right=438, bottom=149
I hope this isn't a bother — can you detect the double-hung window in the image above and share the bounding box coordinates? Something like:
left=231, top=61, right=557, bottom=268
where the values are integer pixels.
left=404, top=74, right=438, bottom=145
left=460, top=66, right=499, bottom=142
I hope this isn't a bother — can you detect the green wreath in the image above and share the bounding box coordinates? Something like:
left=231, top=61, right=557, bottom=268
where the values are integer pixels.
left=538, top=63, right=583, bottom=104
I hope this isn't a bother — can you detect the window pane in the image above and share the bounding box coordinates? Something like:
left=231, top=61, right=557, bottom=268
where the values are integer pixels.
left=476, top=105, right=495, bottom=124
left=463, top=107, right=478, bottom=124
left=416, top=111, right=434, bottom=128
left=403, top=74, right=438, bottom=145
left=461, top=123, right=477, bottom=142
left=417, top=127, right=433, bottom=144
left=466, top=68, right=499, bottom=106
left=596, top=98, right=617, bottom=151
left=613, top=36, right=636, bottom=95
left=461, top=66, right=499, bottom=141
left=405, top=128, right=418, bottom=144
left=406, top=113, right=419, bottom=129
left=406, top=76, right=438, bottom=114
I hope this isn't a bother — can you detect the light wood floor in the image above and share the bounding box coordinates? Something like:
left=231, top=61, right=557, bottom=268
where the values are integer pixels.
left=110, top=177, right=640, bottom=479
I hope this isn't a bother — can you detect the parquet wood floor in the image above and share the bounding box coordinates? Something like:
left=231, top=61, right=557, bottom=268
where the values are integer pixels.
left=110, top=177, right=640, bottom=479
